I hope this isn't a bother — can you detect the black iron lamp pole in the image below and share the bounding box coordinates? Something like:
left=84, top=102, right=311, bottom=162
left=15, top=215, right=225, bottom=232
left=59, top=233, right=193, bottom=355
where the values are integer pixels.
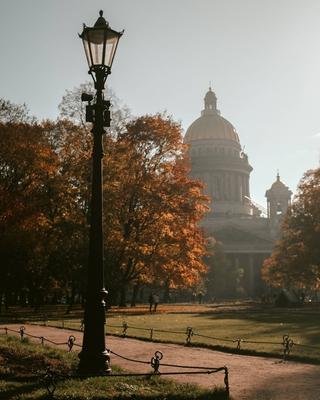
left=78, top=10, right=123, bottom=375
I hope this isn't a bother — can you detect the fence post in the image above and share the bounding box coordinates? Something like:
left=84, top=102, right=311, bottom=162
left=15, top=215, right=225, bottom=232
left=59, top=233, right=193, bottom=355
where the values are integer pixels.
left=282, top=335, right=294, bottom=360
left=19, top=326, right=25, bottom=341
left=235, top=338, right=242, bottom=350
left=224, top=366, right=230, bottom=398
left=67, top=335, right=76, bottom=352
left=122, top=321, right=128, bottom=337
left=151, top=351, right=163, bottom=374
left=186, top=327, right=193, bottom=344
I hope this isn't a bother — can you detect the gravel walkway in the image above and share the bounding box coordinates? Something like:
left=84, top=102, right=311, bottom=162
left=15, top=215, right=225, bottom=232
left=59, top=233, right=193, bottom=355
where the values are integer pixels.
left=1, top=324, right=320, bottom=400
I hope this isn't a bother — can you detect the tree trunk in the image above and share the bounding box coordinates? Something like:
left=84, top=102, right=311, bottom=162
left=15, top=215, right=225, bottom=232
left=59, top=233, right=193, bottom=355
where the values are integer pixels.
left=139, top=287, right=144, bottom=302
left=4, top=290, right=10, bottom=310
left=130, top=283, right=139, bottom=307
left=163, top=279, right=170, bottom=303
left=119, top=285, right=127, bottom=307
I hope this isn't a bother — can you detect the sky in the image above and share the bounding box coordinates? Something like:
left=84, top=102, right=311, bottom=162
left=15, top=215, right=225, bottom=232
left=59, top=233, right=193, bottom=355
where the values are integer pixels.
left=1, top=0, right=320, bottom=206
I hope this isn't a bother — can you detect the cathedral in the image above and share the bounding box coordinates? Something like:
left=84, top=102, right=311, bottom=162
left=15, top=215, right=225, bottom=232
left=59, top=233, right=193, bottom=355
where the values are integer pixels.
left=184, top=88, right=292, bottom=296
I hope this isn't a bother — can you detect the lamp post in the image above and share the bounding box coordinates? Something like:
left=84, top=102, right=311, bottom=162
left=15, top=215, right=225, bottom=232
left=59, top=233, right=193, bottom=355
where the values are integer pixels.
left=78, top=10, right=123, bottom=375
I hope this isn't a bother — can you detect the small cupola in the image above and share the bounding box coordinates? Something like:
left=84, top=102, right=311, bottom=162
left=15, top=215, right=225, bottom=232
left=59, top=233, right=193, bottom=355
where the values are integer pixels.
left=204, top=87, right=217, bottom=113
left=265, top=172, right=292, bottom=222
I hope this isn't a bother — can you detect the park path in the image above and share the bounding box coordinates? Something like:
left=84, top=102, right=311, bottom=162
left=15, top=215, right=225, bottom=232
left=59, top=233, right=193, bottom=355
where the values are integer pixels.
left=1, top=324, right=320, bottom=400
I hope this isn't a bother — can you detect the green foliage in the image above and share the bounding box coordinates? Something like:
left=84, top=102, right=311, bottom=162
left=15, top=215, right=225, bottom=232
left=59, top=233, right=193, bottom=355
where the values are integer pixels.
left=205, top=240, right=244, bottom=298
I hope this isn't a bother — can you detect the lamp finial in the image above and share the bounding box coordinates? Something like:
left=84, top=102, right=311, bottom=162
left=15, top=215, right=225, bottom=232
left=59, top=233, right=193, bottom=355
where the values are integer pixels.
left=94, top=10, right=108, bottom=27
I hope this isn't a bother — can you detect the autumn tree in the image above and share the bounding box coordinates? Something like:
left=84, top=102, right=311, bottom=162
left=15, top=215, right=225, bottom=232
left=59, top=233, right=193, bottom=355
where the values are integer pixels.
left=0, top=119, right=61, bottom=307
left=58, top=86, right=209, bottom=304
left=262, top=168, right=320, bottom=290
left=0, top=100, right=90, bottom=308
left=102, top=114, right=209, bottom=304
left=0, top=93, right=209, bottom=308
left=43, top=119, right=93, bottom=304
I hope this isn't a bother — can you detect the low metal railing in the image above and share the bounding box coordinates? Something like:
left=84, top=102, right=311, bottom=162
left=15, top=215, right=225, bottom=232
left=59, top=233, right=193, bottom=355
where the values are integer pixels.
left=0, top=326, right=230, bottom=398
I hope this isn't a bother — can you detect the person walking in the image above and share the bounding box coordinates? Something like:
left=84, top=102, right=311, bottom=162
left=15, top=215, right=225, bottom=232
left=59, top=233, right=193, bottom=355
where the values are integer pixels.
left=153, top=293, right=159, bottom=312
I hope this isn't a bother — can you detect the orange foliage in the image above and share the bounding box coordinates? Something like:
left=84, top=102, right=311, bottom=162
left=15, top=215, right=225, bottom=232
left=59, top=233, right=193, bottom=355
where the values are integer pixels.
left=0, top=110, right=209, bottom=303
left=102, top=114, right=209, bottom=291
left=262, top=168, right=320, bottom=290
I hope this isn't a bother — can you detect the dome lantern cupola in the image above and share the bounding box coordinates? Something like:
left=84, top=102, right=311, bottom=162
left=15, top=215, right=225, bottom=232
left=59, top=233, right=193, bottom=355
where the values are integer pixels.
left=184, top=87, right=240, bottom=144
left=203, top=87, right=217, bottom=114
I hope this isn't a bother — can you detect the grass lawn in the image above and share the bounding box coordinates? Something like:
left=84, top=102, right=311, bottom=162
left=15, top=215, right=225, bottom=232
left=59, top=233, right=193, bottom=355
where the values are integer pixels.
left=0, top=335, right=228, bottom=400
left=38, top=302, right=320, bottom=361
left=2, top=301, right=320, bottom=361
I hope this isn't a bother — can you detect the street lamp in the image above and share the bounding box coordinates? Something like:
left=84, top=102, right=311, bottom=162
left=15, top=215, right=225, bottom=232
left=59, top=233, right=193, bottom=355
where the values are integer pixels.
left=78, top=10, right=123, bottom=375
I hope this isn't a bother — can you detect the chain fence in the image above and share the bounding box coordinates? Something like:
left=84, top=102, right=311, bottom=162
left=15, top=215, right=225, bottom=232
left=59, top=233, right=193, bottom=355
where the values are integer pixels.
left=103, top=321, right=320, bottom=361
left=0, top=326, right=230, bottom=398
left=18, top=313, right=320, bottom=360
left=23, top=314, right=320, bottom=361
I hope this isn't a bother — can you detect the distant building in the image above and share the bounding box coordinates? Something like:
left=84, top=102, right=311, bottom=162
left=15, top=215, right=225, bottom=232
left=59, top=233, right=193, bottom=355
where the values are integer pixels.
left=184, top=88, right=292, bottom=296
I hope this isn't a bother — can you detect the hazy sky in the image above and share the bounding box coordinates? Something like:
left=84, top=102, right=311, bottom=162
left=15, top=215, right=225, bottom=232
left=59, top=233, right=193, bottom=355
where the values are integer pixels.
left=1, top=0, right=320, bottom=206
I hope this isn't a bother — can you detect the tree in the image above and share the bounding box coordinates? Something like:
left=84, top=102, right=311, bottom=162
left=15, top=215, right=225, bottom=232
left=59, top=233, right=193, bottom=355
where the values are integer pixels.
left=102, top=114, right=209, bottom=304
left=0, top=121, right=60, bottom=306
left=0, top=98, right=34, bottom=124
left=262, top=168, right=320, bottom=290
left=205, top=238, right=245, bottom=299
left=0, top=93, right=209, bottom=308
left=58, top=82, right=131, bottom=136
left=0, top=116, right=90, bottom=308
left=55, top=104, right=210, bottom=304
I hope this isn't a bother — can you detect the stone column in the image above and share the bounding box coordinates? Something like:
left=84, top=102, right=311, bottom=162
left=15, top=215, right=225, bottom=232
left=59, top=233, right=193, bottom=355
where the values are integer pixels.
left=248, top=255, right=255, bottom=296
left=226, top=173, right=230, bottom=200
left=243, top=176, right=247, bottom=197
left=246, top=175, right=250, bottom=197
left=238, top=174, right=242, bottom=202
left=222, top=172, right=227, bottom=200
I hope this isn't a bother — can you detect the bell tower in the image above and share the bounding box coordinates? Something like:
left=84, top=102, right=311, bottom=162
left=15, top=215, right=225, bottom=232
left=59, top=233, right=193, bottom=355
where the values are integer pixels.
left=265, top=172, right=292, bottom=226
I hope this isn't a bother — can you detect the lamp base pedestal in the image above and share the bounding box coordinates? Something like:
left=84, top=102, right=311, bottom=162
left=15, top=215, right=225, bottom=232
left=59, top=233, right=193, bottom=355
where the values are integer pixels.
left=78, top=349, right=111, bottom=376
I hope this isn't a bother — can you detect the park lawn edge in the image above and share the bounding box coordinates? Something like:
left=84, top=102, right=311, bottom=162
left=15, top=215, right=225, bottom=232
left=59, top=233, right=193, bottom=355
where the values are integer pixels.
left=24, top=321, right=320, bottom=366
left=0, top=335, right=228, bottom=400
left=105, top=332, right=320, bottom=365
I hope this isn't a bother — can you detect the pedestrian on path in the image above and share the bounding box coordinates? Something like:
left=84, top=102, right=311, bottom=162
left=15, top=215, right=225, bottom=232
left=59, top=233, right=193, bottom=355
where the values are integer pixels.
left=153, top=293, right=159, bottom=312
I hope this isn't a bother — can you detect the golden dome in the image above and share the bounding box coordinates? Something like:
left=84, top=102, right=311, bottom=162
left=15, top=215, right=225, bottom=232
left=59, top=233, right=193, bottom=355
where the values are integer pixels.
left=185, top=113, right=240, bottom=143
left=184, top=88, right=240, bottom=144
